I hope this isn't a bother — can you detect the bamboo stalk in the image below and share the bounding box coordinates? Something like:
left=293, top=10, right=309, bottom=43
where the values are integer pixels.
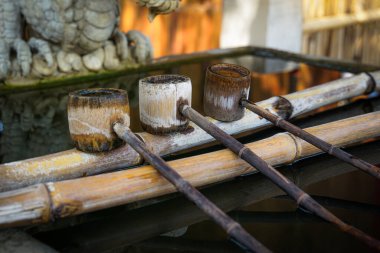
left=180, top=105, right=380, bottom=250
left=1, top=46, right=379, bottom=93
left=242, top=99, right=380, bottom=179
left=1, top=72, right=379, bottom=192
left=0, top=112, right=379, bottom=229
left=37, top=140, right=380, bottom=253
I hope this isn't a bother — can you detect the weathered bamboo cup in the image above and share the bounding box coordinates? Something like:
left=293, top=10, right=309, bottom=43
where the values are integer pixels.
left=204, top=63, right=251, bottom=121
left=67, top=87, right=269, bottom=253
left=139, top=75, right=192, bottom=134
left=67, top=88, right=130, bottom=152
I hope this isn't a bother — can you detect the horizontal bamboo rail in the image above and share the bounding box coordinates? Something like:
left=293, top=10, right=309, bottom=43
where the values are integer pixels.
left=0, top=112, right=379, bottom=228
left=1, top=46, right=379, bottom=94
left=35, top=141, right=380, bottom=252
left=0, top=71, right=379, bottom=192
left=303, top=9, right=380, bottom=33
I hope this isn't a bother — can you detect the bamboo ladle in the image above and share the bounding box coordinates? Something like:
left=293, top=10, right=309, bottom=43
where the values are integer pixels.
left=137, top=74, right=380, bottom=251
left=206, top=63, right=380, bottom=180
left=67, top=88, right=270, bottom=253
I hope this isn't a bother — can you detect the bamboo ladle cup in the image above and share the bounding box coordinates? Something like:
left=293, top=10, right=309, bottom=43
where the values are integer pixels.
left=67, top=88, right=270, bottom=253
left=137, top=73, right=380, bottom=250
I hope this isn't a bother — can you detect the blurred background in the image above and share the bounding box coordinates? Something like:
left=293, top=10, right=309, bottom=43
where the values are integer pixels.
left=120, top=0, right=380, bottom=65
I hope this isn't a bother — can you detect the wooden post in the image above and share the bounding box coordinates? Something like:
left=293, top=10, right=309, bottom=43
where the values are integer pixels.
left=67, top=88, right=271, bottom=253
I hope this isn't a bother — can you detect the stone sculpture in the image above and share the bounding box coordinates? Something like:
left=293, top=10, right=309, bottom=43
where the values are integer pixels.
left=0, top=0, right=179, bottom=81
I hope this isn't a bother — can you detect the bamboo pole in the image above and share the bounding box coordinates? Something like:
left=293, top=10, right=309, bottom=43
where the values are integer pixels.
left=0, top=112, right=379, bottom=229
left=68, top=88, right=270, bottom=253
left=37, top=141, right=380, bottom=253
left=1, top=71, right=379, bottom=192
left=1, top=46, right=379, bottom=93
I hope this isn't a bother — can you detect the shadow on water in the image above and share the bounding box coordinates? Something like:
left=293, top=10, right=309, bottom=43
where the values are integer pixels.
left=1, top=51, right=380, bottom=252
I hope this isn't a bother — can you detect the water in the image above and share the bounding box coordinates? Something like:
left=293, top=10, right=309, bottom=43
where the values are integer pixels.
left=1, top=54, right=379, bottom=252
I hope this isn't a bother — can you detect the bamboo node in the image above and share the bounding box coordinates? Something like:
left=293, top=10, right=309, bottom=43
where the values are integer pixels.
left=285, top=133, right=303, bottom=161
left=364, top=72, right=377, bottom=94
left=238, top=146, right=249, bottom=158
left=296, top=192, right=310, bottom=206
left=328, top=146, right=336, bottom=155
left=275, top=117, right=283, bottom=126
left=226, top=222, right=241, bottom=234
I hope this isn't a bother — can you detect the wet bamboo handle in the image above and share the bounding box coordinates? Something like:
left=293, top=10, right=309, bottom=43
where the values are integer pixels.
left=242, top=100, right=380, bottom=180
left=113, top=124, right=270, bottom=253
left=0, top=112, right=379, bottom=229
left=180, top=105, right=380, bottom=251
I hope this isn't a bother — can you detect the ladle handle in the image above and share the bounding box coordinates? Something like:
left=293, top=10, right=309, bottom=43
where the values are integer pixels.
left=179, top=104, right=380, bottom=251
left=113, top=122, right=271, bottom=253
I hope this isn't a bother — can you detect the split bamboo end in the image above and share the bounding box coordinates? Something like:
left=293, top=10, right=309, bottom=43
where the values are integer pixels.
left=0, top=184, right=51, bottom=228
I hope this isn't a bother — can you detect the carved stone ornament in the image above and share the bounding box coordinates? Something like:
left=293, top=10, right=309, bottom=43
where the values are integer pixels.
left=0, top=0, right=179, bottom=84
